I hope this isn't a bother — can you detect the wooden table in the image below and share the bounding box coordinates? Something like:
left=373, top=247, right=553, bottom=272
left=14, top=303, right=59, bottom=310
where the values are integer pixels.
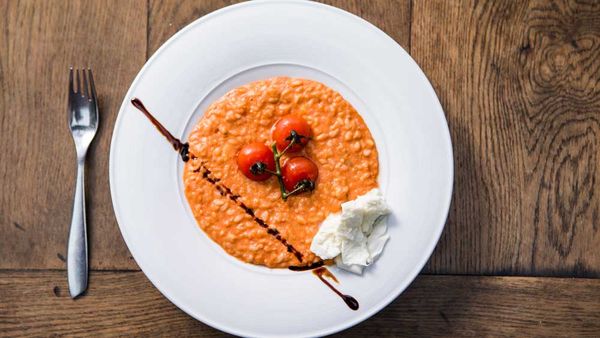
left=2, top=0, right=599, bottom=336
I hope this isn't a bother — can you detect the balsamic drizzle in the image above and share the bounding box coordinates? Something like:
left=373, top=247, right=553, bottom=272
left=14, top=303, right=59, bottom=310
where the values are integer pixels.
left=193, top=163, right=304, bottom=263
left=289, top=260, right=325, bottom=271
left=313, top=267, right=359, bottom=310
left=131, top=97, right=359, bottom=310
left=131, top=98, right=189, bottom=161
left=131, top=97, right=302, bottom=262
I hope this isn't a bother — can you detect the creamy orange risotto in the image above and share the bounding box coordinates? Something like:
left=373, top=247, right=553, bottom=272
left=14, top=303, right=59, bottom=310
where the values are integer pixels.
left=184, top=77, right=378, bottom=268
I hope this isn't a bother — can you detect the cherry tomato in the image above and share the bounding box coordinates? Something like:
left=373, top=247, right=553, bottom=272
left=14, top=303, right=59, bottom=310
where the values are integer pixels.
left=281, top=156, right=319, bottom=191
left=237, top=142, right=276, bottom=181
left=272, top=115, right=312, bottom=152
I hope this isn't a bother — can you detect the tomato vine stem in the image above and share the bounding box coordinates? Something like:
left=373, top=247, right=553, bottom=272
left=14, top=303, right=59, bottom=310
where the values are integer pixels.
left=272, top=131, right=311, bottom=201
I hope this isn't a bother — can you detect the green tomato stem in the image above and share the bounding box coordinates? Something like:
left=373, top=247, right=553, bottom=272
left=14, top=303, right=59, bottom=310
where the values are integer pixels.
left=272, top=143, right=288, bottom=200
left=263, top=168, right=279, bottom=176
left=284, top=181, right=311, bottom=198
left=279, top=136, right=296, bottom=157
left=272, top=131, right=313, bottom=201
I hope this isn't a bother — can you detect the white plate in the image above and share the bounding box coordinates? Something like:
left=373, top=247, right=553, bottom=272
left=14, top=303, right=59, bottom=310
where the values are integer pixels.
left=109, top=1, right=453, bottom=337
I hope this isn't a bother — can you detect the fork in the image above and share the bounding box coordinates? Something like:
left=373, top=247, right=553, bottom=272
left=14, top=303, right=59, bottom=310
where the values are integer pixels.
left=67, top=67, right=98, bottom=298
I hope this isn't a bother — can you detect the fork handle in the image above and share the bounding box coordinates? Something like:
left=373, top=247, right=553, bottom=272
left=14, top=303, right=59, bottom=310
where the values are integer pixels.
left=68, top=159, right=88, bottom=298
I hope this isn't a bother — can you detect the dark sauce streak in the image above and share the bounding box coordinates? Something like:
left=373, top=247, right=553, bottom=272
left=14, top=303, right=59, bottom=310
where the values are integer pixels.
left=313, top=267, right=359, bottom=310
left=179, top=144, right=190, bottom=162
left=288, top=260, right=325, bottom=271
left=131, top=98, right=189, bottom=162
left=196, top=164, right=304, bottom=263
left=131, top=99, right=358, bottom=306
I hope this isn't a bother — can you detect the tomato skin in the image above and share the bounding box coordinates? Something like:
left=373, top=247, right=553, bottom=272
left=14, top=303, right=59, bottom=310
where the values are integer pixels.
left=272, top=115, right=312, bottom=152
left=281, top=156, right=319, bottom=191
left=236, top=142, right=275, bottom=181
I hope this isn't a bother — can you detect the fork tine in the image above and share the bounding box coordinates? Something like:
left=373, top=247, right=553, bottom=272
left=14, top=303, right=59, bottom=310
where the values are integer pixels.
left=69, top=67, right=74, bottom=94
left=82, top=68, right=89, bottom=98
left=88, top=68, right=97, bottom=102
left=76, top=69, right=81, bottom=94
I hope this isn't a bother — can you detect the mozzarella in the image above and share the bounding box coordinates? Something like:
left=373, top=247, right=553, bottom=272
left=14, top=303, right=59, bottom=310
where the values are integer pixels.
left=309, top=213, right=342, bottom=259
left=310, top=188, right=390, bottom=274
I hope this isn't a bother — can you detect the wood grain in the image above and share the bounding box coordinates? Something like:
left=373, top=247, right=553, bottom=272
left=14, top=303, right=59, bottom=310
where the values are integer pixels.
left=413, top=0, right=600, bottom=276
left=1, top=1, right=600, bottom=336
left=320, top=0, right=410, bottom=50
left=1, top=272, right=599, bottom=337
left=148, top=0, right=410, bottom=57
left=148, top=0, right=241, bottom=56
left=0, top=0, right=146, bottom=270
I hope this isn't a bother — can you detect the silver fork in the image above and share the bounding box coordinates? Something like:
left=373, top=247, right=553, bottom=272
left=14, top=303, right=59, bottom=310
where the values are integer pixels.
left=67, top=67, right=98, bottom=298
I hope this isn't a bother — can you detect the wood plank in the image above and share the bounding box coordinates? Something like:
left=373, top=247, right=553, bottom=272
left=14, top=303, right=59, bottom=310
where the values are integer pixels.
left=148, top=0, right=240, bottom=56
left=0, top=0, right=146, bottom=269
left=413, top=1, right=600, bottom=276
left=1, top=272, right=599, bottom=336
left=148, top=0, right=410, bottom=57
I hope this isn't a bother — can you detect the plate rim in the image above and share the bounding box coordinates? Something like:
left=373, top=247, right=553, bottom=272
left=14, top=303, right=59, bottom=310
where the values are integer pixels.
left=109, top=1, right=454, bottom=337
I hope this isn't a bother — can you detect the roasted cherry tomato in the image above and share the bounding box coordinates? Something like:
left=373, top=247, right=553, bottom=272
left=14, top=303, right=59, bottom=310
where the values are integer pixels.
left=281, top=156, right=319, bottom=191
left=237, top=142, right=276, bottom=181
left=272, top=115, right=312, bottom=152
